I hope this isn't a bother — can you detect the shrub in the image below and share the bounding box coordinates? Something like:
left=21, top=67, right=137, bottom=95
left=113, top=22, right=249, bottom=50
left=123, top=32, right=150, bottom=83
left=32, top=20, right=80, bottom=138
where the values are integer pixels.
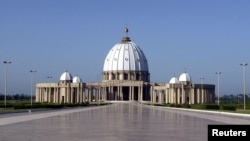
left=181, top=104, right=191, bottom=108
left=13, top=104, right=30, bottom=109
left=191, top=104, right=219, bottom=110
left=169, top=104, right=176, bottom=107
left=204, top=104, right=220, bottom=110
left=220, top=105, right=236, bottom=111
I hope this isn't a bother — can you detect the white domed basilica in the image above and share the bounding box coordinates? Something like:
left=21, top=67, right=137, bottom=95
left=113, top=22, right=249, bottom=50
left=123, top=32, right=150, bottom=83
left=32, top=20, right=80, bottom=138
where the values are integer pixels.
left=36, top=28, right=215, bottom=104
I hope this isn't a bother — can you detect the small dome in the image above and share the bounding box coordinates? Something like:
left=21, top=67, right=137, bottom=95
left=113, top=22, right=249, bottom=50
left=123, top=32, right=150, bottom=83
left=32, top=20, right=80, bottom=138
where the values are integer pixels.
left=169, top=77, right=179, bottom=84
left=73, top=75, right=82, bottom=83
left=179, top=72, right=191, bottom=82
left=60, top=71, right=72, bottom=81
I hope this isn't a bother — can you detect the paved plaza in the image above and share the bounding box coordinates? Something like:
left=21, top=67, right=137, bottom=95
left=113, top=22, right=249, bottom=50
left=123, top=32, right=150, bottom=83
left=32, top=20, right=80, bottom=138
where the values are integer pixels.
left=0, top=102, right=250, bottom=141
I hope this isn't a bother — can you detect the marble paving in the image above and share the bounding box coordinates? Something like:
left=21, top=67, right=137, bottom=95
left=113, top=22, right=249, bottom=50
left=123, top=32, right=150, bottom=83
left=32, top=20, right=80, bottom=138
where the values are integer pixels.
left=0, top=102, right=249, bottom=141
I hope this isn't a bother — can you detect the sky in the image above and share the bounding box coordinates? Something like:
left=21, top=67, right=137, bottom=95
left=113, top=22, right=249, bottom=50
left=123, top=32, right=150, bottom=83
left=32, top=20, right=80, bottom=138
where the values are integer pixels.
left=0, top=0, right=250, bottom=96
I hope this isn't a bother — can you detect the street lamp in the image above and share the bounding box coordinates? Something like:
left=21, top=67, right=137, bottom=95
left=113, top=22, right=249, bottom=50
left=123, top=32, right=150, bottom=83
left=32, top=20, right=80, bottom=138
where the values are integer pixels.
left=216, top=71, right=222, bottom=105
left=240, top=62, right=247, bottom=110
left=200, top=77, right=205, bottom=86
left=3, top=61, right=11, bottom=109
left=30, top=70, right=36, bottom=108
left=200, top=77, right=205, bottom=103
left=47, top=76, right=52, bottom=83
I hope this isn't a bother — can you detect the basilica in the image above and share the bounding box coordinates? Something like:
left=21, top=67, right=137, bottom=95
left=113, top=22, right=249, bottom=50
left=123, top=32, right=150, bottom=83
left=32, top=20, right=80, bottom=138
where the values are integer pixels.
left=36, top=28, right=215, bottom=104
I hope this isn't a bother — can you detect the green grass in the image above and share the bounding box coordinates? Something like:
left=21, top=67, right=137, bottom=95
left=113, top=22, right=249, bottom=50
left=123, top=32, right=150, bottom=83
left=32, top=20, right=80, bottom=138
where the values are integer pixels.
left=146, top=103, right=250, bottom=115
left=0, top=100, right=111, bottom=114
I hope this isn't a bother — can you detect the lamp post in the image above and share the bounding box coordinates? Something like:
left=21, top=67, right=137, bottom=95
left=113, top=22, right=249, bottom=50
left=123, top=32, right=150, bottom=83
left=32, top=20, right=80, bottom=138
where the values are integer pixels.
left=216, top=71, right=222, bottom=105
left=3, top=61, right=11, bottom=109
left=200, top=77, right=205, bottom=87
left=200, top=77, right=205, bottom=103
left=47, top=76, right=52, bottom=83
left=30, top=70, right=36, bottom=108
left=240, top=62, right=247, bottom=110
left=238, top=94, right=240, bottom=105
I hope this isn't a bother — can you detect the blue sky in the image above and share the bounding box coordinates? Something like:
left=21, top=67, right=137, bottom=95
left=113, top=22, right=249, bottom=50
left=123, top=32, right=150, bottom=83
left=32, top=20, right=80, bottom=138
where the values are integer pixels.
left=0, top=0, right=250, bottom=96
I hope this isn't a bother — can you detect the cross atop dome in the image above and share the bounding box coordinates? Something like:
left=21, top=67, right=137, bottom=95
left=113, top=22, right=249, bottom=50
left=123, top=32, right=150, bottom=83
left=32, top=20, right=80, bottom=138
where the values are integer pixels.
left=122, top=26, right=131, bottom=42
left=124, top=27, right=128, bottom=34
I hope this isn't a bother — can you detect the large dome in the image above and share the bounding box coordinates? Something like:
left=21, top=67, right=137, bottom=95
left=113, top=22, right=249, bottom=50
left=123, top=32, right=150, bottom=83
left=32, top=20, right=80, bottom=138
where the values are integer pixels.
left=103, top=28, right=148, bottom=72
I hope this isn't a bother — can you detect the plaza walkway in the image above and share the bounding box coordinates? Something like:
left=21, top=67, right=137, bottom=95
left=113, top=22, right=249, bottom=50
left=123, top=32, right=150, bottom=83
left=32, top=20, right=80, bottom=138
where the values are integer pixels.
left=0, top=102, right=250, bottom=141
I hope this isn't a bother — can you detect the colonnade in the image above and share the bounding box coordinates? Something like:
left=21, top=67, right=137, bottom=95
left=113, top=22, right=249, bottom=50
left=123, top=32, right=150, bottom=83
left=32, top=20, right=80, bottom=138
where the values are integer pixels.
left=36, top=82, right=214, bottom=104
left=105, top=85, right=141, bottom=101
left=36, top=83, right=105, bottom=104
left=151, top=84, right=215, bottom=104
left=36, top=81, right=150, bottom=104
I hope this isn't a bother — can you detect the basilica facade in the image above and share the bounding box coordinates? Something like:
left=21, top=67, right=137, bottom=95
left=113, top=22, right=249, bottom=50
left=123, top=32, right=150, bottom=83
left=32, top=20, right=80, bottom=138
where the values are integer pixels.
left=36, top=28, right=215, bottom=104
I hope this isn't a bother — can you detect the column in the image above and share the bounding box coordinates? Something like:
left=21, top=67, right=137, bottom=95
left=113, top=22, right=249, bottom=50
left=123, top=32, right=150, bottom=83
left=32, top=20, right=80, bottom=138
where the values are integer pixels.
left=120, top=86, right=123, bottom=101
left=71, top=88, right=74, bottom=103
left=129, top=86, right=132, bottom=101
left=83, top=88, right=86, bottom=102
left=170, top=88, right=172, bottom=103
left=114, top=86, right=117, bottom=101
left=159, top=90, right=162, bottom=103
left=108, top=85, right=111, bottom=100
left=48, top=88, right=51, bottom=103
left=67, top=87, right=70, bottom=103
left=103, top=87, right=105, bottom=101
left=177, top=88, right=180, bottom=104
left=165, top=89, right=168, bottom=103
left=153, top=90, right=157, bottom=103
left=140, top=85, right=143, bottom=101
left=88, top=88, right=92, bottom=102
left=53, top=88, right=56, bottom=103
left=132, top=86, right=134, bottom=101
left=197, top=89, right=200, bottom=104
left=97, top=88, right=100, bottom=102
left=201, top=89, right=204, bottom=103
left=182, top=89, right=185, bottom=104
left=138, top=86, right=141, bottom=101
left=152, top=90, right=154, bottom=103
left=95, top=89, right=98, bottom=102
left=77, top=87, right=80, bottom=103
